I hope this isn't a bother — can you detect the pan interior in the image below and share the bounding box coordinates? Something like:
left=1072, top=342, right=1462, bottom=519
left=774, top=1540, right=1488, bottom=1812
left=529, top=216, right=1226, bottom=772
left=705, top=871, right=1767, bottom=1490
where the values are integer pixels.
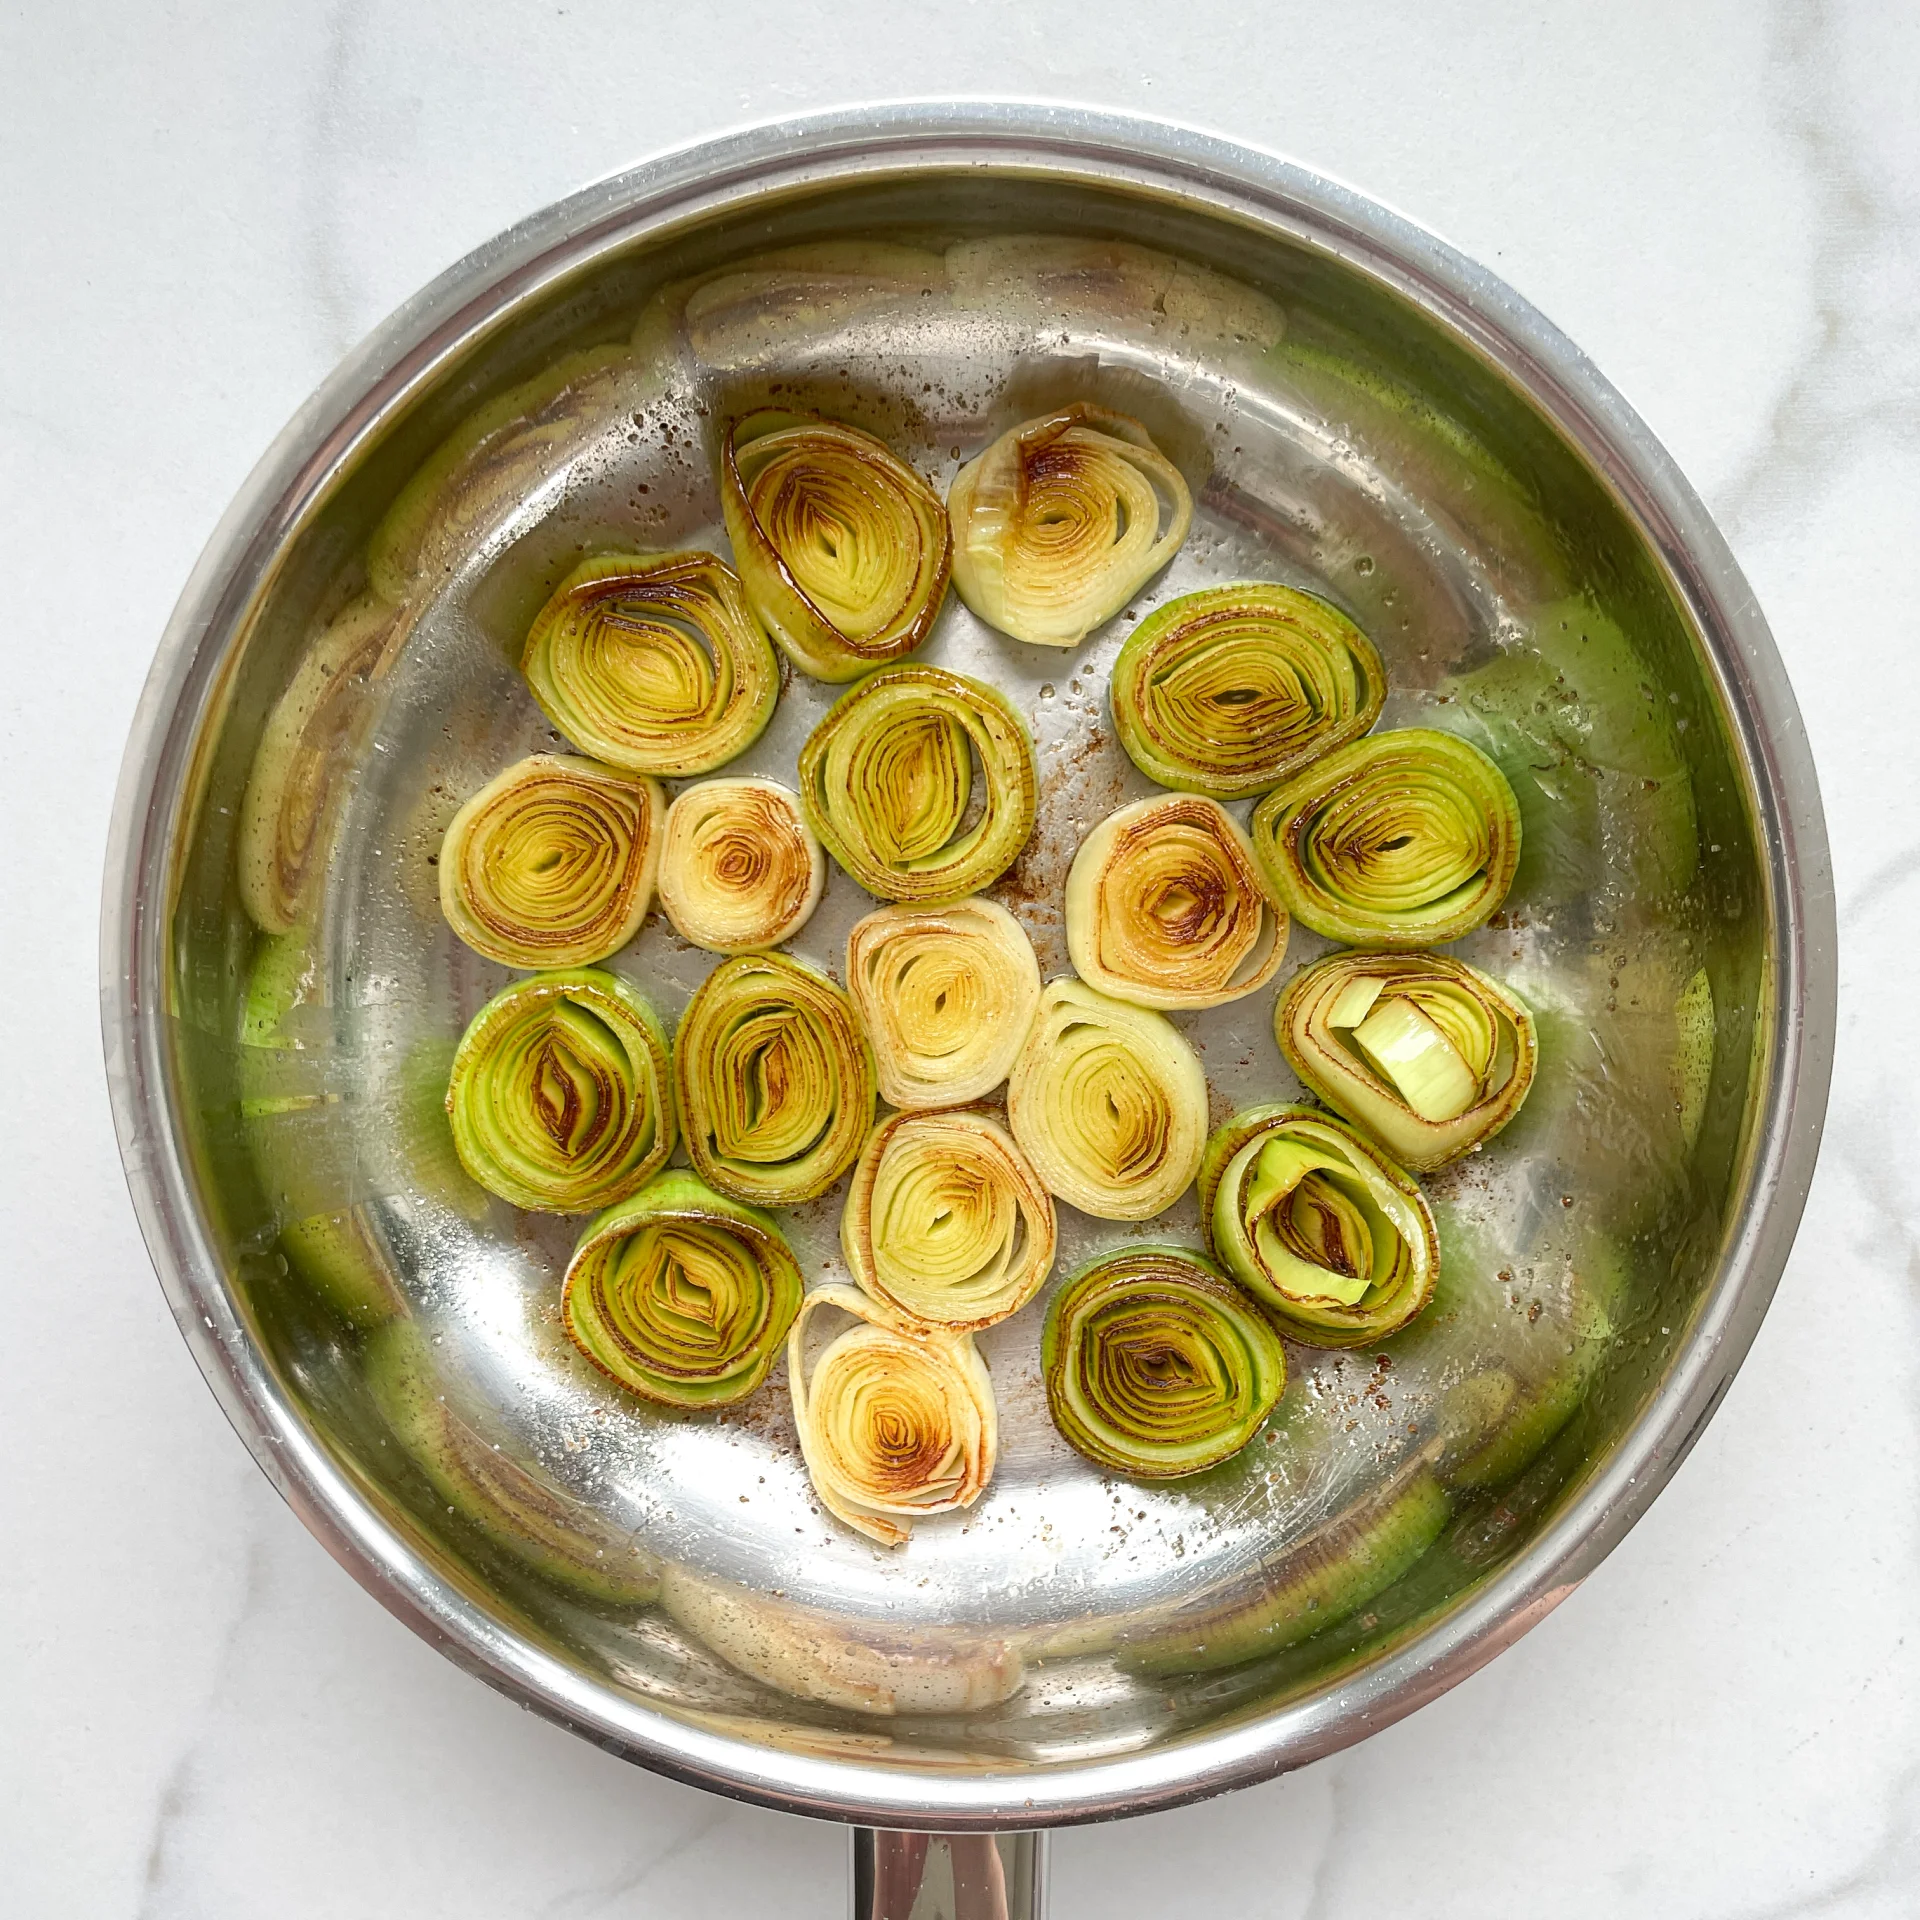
left=167, top=168, right=1768, bottom=1775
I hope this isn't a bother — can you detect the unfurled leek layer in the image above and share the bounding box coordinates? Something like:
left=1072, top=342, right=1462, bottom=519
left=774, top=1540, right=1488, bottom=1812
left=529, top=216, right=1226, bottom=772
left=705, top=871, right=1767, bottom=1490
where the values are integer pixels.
left=368, top=344, right=633, bottom=606
left=1006, top=978, right=1207, bottom=1220
left=841, top=1110, right=1055, bottom=1331
left=798, top=665, right=1036, bottom=902
left=1124, top=1467, right=1450, bottom=1673
left=674, top=951, right=875, bottom=1206
left=445, top=970, right=674, bottom=1212
left=439, top=754, right=662, bottom=967
left=1042, top=1247, right=1285, bottom=1479
left=240, top=931, right=402, bottom=1327
left=660, top=1566, right=1024, bottom=1716
left=1110, top=582, right=1387, bottom=799
left=788, top=1284, right=996, bottom=1545
left=1200, top=1104, right=1438, bottom=1347
left=657, top=778, right=824, bottom=955
left=720, top=409, right=950, bottom=681
left=1275, top=951, right=1536, bottom=1172
left=238, top=594, right=404, bottom=933
left=563, top=1171, right=802, bottom=1408
left=520, top=551, right=778, bottom=776
left=1249, top=729, right=1521, bottom=947
left=844, top=897, right=1041, bottom=1108
left=948, top=404, right=1192, bottom=647
left=366, top=1325, right=662, bottom=1605
left=1065, top=794, right=1288, bottom=1011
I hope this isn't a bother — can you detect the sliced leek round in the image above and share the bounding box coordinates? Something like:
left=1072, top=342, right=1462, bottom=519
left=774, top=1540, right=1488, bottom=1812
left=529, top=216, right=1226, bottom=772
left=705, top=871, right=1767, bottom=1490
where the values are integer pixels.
left=948, top=404, right=1192, bottom=647
left=841, top=1110, right=1056, bottom=1331
left=1276, top=949, right=1536, bottom=1171
left=1042, top=1246, right=1285, bottom=1479
left=788, top=1284, right=996, bottom=1546
left=1110, top=581, right=1386, bottom=799
left=1065, top=793, right=1288, bottom=1011
left=798, top=665, right=1036, bottom=902
left=1200, top=1103, right=1437, bottom=1347
left=674, top=951, right=875, bottom=1206
left=520, top=550, right=778, bottom=776
left=1006, top=978, right=1207, bottom=1220
left=563, top=1170, right=802, bottom=1408
left=657, top=777, right=825, bottom=955
left=1248, top=728, right=1521, bottom=947
left=439, top=754, right=662, bottom=967
left=844, top=897, right=1040, bottom=1108
left=446, top=969, right=674, bottom=1212
left=720, top=409, right=950, bottom=682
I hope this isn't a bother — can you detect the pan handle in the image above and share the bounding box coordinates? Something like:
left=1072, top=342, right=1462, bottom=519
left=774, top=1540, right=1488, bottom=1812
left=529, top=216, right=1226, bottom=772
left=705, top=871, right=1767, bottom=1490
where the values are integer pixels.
left=851, top=1829, right=1047, bottom=1919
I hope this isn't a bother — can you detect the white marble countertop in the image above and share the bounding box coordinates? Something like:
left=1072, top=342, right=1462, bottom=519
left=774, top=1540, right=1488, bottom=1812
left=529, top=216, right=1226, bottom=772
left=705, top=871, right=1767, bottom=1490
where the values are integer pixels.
left=2, top=2, right=1910, bottom=1914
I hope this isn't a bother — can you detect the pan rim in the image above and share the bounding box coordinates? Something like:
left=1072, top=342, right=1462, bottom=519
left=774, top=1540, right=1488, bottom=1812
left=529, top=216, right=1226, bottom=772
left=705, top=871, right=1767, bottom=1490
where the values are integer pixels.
left=99, top=99, right=1835, bottom=1829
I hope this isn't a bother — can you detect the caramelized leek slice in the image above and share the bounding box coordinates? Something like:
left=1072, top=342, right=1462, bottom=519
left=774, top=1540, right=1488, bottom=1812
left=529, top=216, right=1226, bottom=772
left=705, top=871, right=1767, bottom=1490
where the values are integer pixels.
left=1249, top=729, right=1521, bottom=947
left=674, top=951, right=875, bottom=1206
left=1065, top=794, right=1288, bottom=1011
left=844, top=897, right=1041, bottom=1108
left=1006, top=978, right=1207, bottom=1220
left=788, top=1284, right=996, bottom=1545
left=719, top=409, right=950, bottom=681
left=948, top=403, right=1192, bottom=647
left=657, top=778, right=824, bottom=955
left=563, top=1170, right=803, bottom=1408
left=842, top=1110, right=1056, bottom=1331
left=238, top=594, right=404, bottom=933
left=1110, top=582, right=1387, bottom=799
left=798, top=665, right=1037, bottom=902
left=1200, top=1104, right=1438, bottom=1346
left=1042, top=1247, right=1285, bottom=1479
left=445, top=969, right=674, bottom=1212
left=520, top=551, right=778, bottom=776
left=439, top=754, right=662, bottom=967
left=1275, top=950, right=1536, bottom=1171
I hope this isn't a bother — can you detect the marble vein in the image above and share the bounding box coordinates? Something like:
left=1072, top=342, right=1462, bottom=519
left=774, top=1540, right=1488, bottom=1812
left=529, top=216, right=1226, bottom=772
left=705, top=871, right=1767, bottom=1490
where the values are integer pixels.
left=1717, top=0, right=1920, bottom=543
left=135, top=1528, right=270, bottom=1919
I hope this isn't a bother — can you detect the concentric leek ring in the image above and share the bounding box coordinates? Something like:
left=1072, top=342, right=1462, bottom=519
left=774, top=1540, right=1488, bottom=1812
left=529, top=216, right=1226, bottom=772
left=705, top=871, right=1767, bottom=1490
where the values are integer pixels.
left=788, top=1284, right=996, bottom=1546
left=1200, top=1103, right=1438, bottom=1347
left=445, top=969, right=674, bottom=1213
left=439, top=754, right=662, bottom=967
left=1275, top=949, right=1537, bottom=1172
left=1248, top=728, right=1521, bottom=947
left=1042, top=1247, right=1286, bottom=1479
left=798, top=665, right=1037, bottom=903
left=1065, top=794, right=1288, bottom=1011
left=720, top=409, right=951, bottom=682
left=238, top=594, right=404, bottom=933
left=674, top=951, right=876, bottom=1206
left=657, top=778, right=824, bottom=955
left=1006, top=978, right=1208, bottom=1221
left=841, top=1110, right=1056, bottom=1331
left=948, top=403, right=1193, bottom=647
left=844, top=897, right=1041, bottom=1108
left=520, top=550, right=778, bottom=776
left=1110, top=582, right=1387, bottom=798
left=563, top=1171, right=802, bottom=1408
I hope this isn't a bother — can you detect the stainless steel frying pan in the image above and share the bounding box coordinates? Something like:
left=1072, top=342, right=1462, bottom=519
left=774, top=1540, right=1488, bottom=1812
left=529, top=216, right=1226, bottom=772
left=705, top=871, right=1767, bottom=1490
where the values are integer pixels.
left=101, top=106, right=1834, bottom=1918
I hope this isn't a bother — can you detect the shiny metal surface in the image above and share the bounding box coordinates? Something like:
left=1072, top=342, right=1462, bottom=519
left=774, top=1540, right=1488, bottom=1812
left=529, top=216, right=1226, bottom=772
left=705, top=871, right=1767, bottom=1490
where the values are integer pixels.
left=853, top=1831, right=1045, bottom=1920
left=102, top=105, right=1833, bottom=1838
